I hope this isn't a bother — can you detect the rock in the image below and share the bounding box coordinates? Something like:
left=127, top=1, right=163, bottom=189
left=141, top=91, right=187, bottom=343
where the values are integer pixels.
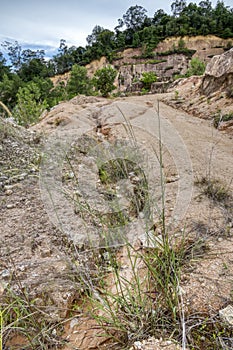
left=219, top=305, right=233, bottom=327
left=5, top=189, right=13, bottom=195
left=201, top=48, right=233, bottom=95
left=6, top=203, right=15, bottom=209
left=129, top=337, right=182, bottom=350
left=151, top=81, right=171, bottom=93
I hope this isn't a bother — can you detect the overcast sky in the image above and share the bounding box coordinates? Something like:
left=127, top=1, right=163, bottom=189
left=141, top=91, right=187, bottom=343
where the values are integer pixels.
left=0, top=0, right=232, bottom=57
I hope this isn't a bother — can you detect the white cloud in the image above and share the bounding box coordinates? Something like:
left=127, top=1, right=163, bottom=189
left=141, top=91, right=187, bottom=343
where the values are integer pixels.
left=0, top=0, right=232, bottom=58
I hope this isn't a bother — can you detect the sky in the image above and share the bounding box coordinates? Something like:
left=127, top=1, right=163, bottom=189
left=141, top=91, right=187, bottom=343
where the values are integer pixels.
left=0, top=0, right=232, bottom=58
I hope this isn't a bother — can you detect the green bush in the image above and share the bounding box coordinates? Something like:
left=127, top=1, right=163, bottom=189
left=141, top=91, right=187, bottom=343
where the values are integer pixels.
left=66, top=64, right=91, bottom=98
left=13, top=82, right=48, bottom=126
left=140, top=71, right=157, bottom=90
left=93, top=66, right=117, bottom=97
left=186, top=57, right=206, bottom=77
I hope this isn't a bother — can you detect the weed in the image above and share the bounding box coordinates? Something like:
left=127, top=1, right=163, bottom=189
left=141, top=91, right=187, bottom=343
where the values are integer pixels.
left=174, top=90, right=179, bottom=100
left=213, top=112, right=233, bottom=128
left=0, top=288, right=65, bottom=349
left=186, top=314, right=233, bottom=350
left=82, top=103, right=206, bottom=349
left=196, top=176, right=231, bottom=203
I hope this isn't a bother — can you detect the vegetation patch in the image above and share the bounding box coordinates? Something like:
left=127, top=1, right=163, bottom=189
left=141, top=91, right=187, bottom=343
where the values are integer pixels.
left=213, top=112, right=233, bottom=128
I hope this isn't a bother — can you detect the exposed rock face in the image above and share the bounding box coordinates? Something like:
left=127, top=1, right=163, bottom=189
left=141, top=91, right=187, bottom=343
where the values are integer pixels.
left=200, top=48, right=233, bottom=95
left=117, top=54, right=188, bottom=91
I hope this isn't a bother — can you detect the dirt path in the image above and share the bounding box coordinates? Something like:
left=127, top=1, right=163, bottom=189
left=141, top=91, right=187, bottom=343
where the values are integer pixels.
left=0, top=94, right=232, bottom=349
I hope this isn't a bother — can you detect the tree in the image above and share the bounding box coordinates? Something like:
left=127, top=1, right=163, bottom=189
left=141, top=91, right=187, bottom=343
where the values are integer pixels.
left=21, top=48, right=45, bottom=63
left=1, top=41, right=22, bottom=71
left=93, top=66, right=117, bottom=97
left=53, top=39, right=79, bottom=74
left=171, top=0, right=187, bottom=17
left=0, top=52, right=10, bottom=79
left=66, top=64, right=90, bottom=98
left=122, top=5, right=148, bottom=31
left=132, top=32, right=140, bottom=48
left=140, top=26, right=159, bottom=49
left=86, top=26, right=115, bottom=60
left=13, top=81, right=48, bottom=126
left=18, top=58, right=49, bottom=82
left=0, top=73, right=23, bottom=108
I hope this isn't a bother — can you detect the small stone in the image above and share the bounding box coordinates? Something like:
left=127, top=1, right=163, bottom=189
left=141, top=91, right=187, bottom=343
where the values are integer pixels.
left=6, top=204, right=14, bottom=209
left=0, top=176, right=8, bottom=181
left=40, top=248, right=52, bottom=258
left=219, top=305, right=233, bottom=327
left=70, top=318, right=79, bottom=329
left=19, top=173, right=28, bottom=181
left=133, top=341, right=143, bottom=349
left=1, top=269, right=10, bottom=278
left=5, top=189, right=13, bottom=195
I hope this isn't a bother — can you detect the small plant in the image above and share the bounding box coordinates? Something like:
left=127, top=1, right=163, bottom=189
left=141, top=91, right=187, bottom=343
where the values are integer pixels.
left=1, top=287, right=65, bottom=349
left=186, top=314, right=233, bottom=350
left=185, top=57, right=206, bottom=77
left=174, top=90, right=179, bottom=100
left=196, top=176, right=231, bottom=203
left=66, top=64, right=91, bottom=98
left=140, top=71, right=157, bottom=90
left=213, top=112, right=233, bottom=128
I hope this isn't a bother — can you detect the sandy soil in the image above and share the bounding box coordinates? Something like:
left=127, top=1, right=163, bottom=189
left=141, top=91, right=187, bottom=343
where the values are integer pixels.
left=0, top=94, right=232, bottom=349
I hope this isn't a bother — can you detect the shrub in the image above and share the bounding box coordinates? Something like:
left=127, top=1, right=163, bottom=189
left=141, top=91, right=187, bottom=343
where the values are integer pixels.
left=93, top=66, right=117, bottom=97
left=140, top=71, right=157, bottom=90
left=186, top=57, right=206, bottom=77
left=13, top=82, right=48, bottom=126
left=66, top=64, right=91, bottom=98
left=213, top=112, right=233, bottom=128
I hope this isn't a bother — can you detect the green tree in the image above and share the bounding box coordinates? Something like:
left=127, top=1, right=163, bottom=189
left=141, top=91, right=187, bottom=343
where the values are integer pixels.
left=140, top=71, right=157, bottom=90
left=171, top=0, right=187, bottom=17
left=0, top=52, right=10, bottom=79
left=1, top=41, right=22, bottom=71
left=122, top=5, right=148, bottom=31
left=139, top=26, right=159, bottom=49
left=13, top=81, right=48, bottom=126
left=0, top=73, right=23, bottom=108
left=48, top=82, right=68, bottom=106
left=132, top=32, right=140, bottom=48
left=18, top=57, right=50, bottom=82
left=93, top=66, right=117, bottom=97
left=66, top=64, right=91, bottom=98
left=86, top=26, right=115, bottom=61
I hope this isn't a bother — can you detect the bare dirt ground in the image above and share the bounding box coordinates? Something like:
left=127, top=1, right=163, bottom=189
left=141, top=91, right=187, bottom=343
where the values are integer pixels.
left=0, top=93, right=233, bottom=349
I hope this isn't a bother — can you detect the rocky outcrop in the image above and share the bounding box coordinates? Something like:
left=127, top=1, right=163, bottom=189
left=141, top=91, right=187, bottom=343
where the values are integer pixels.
left=200, top=48, right=233, bottom=95
left=117, top=54, right=188, bottom=91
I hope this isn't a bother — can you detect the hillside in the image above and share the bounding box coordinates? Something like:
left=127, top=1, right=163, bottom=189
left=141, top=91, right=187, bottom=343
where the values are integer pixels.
left=52, top=35, right=232, bottom=91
